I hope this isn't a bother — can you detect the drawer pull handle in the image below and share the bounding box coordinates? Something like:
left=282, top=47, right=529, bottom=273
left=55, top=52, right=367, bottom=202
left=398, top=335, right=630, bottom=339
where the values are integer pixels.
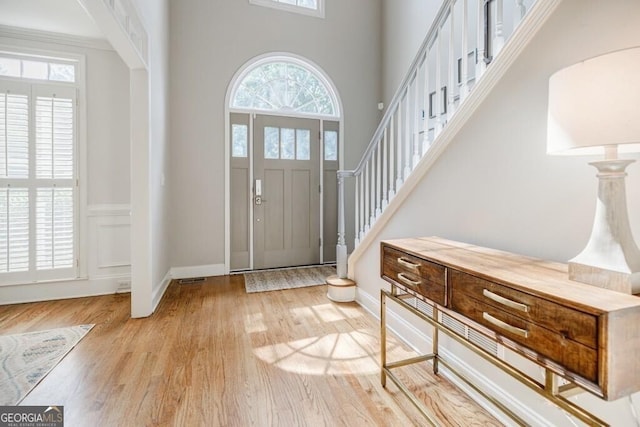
left=397, top=257, right=420, bottom=271
left=483, top=289, right=529, bottom=313
left=397, top=273, right=421, bottom=288
left=483, top=312, right=529, bottom=338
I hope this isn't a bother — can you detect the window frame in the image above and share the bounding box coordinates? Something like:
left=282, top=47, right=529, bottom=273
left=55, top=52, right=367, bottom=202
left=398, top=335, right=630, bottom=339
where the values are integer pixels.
left=229, top=55, right=340, bottom=119
left=0, top=46, right=86, bottom=286
left=249, top=0, right=325, bottom=19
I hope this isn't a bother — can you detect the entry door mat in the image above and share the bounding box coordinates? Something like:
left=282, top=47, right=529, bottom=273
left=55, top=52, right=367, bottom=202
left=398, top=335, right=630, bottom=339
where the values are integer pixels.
left=0, top=324, right=94, bottom=405
left=244, top=265, right=336, bottom=293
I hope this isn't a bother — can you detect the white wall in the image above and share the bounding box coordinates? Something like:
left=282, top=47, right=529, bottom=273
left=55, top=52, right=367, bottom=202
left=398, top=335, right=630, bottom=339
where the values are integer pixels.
left=381, top=0, right=440, bottom=106
left=353, top=0, right=640, bottom=425
left=169, top=0, right=382, bottom=271
left=0, top=32, right=132, bottom=303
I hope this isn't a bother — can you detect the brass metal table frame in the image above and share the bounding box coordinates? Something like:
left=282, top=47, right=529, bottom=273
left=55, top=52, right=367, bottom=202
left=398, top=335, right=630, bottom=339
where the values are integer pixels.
left=380, top=285, right=609, bottom=427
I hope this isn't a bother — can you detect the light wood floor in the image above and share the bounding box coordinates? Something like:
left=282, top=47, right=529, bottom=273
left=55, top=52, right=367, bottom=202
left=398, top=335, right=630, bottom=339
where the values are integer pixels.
left=0, top=276, right=502, bottom=426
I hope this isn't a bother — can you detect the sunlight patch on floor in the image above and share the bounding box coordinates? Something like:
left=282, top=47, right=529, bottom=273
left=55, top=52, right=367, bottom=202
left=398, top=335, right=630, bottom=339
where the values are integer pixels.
left=253, top=328, right=416, bottom=376
left=290, top=303, right=363, bottom=324
left=244, top=312, right=267, bottom=333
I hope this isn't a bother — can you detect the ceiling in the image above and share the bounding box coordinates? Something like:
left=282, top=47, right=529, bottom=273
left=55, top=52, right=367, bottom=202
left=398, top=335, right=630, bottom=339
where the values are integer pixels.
left=0, top=0, right=105, bottom=39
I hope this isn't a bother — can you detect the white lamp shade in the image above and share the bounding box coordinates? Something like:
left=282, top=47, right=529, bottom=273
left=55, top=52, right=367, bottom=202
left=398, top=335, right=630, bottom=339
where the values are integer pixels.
left=547, top=46, right=640, bottom=155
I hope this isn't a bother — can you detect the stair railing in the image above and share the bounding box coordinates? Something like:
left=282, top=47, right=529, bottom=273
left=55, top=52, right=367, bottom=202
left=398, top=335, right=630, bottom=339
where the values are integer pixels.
left=336, top=0, right=534, bottom=279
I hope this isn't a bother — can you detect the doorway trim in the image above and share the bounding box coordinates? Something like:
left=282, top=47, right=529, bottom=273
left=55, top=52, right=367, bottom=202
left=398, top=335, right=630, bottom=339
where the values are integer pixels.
left=224, top=52, right=344, bottom=274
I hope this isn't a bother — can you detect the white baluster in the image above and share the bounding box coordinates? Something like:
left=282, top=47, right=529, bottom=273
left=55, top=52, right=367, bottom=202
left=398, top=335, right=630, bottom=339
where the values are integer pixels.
left=422, top=50, right=431, bottom=154
left=448, top=4, right=457, bottom=117
left=389, top=113, right=396, bottom=200
left=354, top=174, right=360, bottom=246
left=435, top=29, right=443, bottom=136
left=460, top=0, right=470, bottom=100
left=412, top=76, right=421, bottom=169
left=369, top=157, right=376, bottom=226
left=375, top=140, right=382, bottom=218
left=514, top=0, right=526, bottom=27
left=359, top=172, right=365, bottom=241
left=494, top=0, right=505, bottom=55
left=396, top=106, right=403, bottom=190
left=416, top=55, right=426, bottom=158
left=403, top=92, right=412, bottom=180
left=476, top=0, right=487, bottom=78
left=364, top=162, right=370, bottom=233
left=382, top=127, right=389, bottom=209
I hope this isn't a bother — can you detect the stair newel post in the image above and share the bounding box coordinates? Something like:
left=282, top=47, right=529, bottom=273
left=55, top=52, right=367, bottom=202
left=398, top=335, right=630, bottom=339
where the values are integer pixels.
left=460, top=0, right=470, bottom=99
left=476, top=0, right=487, bottom=78
left=336, top=170, right=348, bottom=278
left=494, top=0, right=505, bottom=55
left=448, top=5, right=457, bottom=118
left=382, top=127, right=389, bottom=209
left=389, top=113, right=396, bottom=199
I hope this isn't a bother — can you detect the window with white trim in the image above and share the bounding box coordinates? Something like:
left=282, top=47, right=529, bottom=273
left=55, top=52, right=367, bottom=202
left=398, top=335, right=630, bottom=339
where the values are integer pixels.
left=249, top=0, right=324, bottom=18
left=231, top=59, right=338, bottom=117
left=0, top=52, right=78, bottom=284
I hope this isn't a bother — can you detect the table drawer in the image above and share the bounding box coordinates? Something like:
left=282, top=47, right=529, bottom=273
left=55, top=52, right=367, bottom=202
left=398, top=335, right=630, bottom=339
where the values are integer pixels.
left=452, top=294, right=598, bottom=382
left=382, top=245, right=446, bottom=305
left=450, top=270, right=597, bottom=349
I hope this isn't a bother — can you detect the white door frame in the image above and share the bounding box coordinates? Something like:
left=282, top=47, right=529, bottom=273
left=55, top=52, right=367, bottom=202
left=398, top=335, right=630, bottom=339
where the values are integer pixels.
left=224, top=53, right=344, bottom=274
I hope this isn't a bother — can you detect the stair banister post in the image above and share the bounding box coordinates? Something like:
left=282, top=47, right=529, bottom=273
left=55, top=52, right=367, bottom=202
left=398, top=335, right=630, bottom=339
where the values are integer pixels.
left=448, top=4, right=456, bottom=118
left=494, top=0, right=505, bottom=54
left=396, top=104, right=403, bottom=190
left=336, top=170, right=351, bottom=278
left=389, top=112, right=396, bottom=198
left=460, top=0, right=470, bottom=99
left=376, top=139, right=383, bottom=217
left=422, top=49, right=431, bottom=154
left=382, top=127, right=389, bottom=208
left=476, top=0, right=488, bottom=77
left=515, top=0, right=526, bottom=27
left=434, top=28, right=443, bottom=135
left=403, top=91, right=412, bottom=179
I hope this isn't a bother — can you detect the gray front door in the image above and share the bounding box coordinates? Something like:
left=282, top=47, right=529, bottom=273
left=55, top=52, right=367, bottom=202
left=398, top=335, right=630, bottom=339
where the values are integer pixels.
left=253, top=115, right=320, bottom=269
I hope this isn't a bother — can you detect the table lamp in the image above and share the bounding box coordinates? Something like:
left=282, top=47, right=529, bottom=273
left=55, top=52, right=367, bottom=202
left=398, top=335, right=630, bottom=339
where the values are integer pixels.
left=547, top=46, right=640, bottom=294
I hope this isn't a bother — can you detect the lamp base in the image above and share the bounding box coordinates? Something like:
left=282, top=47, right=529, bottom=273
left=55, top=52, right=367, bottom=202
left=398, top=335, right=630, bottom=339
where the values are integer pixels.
left=569, top=261, right=640, bottom=294
left=567, top=158, right=640, bottom=294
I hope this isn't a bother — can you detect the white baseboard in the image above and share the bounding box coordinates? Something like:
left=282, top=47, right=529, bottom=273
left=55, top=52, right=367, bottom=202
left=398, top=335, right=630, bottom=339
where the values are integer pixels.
left=170, top=263, right=226, bottom=280
left=0, top=275, right=130, bottom=306
left=152, top=269, right=172, bottom=312
left=0, top=263, right=226, bottom=307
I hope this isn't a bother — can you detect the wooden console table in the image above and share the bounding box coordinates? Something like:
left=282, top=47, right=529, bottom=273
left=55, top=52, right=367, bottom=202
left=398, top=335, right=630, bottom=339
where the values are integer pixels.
left=380, top=237, right=640, bottom=426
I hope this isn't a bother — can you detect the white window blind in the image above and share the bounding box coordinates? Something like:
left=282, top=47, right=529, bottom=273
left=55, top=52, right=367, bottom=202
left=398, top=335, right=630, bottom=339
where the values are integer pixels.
left=0, top=81, right=77, bottom=283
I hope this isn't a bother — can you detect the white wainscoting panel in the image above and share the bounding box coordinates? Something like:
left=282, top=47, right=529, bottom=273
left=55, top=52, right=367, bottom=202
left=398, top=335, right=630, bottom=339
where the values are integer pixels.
left=88, top=204, right=131, bottom=279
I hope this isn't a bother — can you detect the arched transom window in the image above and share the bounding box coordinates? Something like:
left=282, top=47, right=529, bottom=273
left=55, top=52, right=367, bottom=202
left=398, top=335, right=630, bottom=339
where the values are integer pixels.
left=231, top=57, right=339, bottom=117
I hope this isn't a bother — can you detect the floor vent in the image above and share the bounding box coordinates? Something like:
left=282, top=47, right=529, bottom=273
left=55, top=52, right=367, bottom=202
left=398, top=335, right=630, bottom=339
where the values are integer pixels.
left=178, top=277, right=206, bottom=284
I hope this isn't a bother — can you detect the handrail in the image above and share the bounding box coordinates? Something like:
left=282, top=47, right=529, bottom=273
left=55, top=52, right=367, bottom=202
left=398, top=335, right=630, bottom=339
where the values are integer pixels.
left=336, top=0, right=535, bottom=279
left=343, top=0, right=455, bottom=178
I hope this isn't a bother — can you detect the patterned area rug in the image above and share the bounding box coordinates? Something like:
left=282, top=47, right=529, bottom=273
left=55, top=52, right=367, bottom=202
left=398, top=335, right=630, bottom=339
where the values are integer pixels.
left=244, top=265, right=336, bottom=293
left=0, top=324, right=94, bottom=405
